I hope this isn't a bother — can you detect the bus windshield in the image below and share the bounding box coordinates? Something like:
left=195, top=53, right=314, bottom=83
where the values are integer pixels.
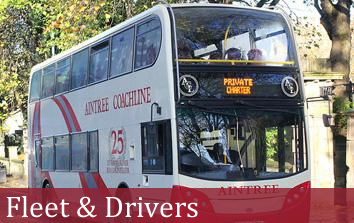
left=177, top=107, right=307, bottom=181
left=174, top=7, right=294, bottom=66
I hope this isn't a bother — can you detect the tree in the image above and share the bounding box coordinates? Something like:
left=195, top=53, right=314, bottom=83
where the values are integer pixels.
left=0, top=66, right=19, bottom=132
left=43, top=0, right=135, bottom=53
left=0, top=0, right=47, bottom=128
left=313, top=0, right=353, bottom=196
left=313, top=0, right=353, bottom=132
left=0, top=0, right=137, bottom=132
left=314, top=0, right=352, bottom=76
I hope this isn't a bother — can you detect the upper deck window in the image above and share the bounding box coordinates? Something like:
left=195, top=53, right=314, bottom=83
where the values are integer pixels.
left=111, top=28, right=134, bottom=77
left=71, top=49, right=89, bottom=90
left=42, top=65, right=55, bottom=98
left=30, top=70, right=42, bottom=102
left=55, top=58, right=70, bottom=95
left=89, top=41, right=109, bottom=84
left=174, top=7, right=294, bottom=66
left=135, top=18, right=162, bottom=69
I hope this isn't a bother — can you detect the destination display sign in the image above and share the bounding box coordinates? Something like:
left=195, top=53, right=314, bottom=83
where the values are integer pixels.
left=179, top=71, right=300, bottom=100
left=224, top=78, right=254, bottom=95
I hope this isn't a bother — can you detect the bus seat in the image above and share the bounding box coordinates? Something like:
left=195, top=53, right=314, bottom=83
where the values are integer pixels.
left=225, top=48, right=242, bottom=60
left=212, top=143, right=224, bottom=163
left=247, top=48, right=263, bottom=61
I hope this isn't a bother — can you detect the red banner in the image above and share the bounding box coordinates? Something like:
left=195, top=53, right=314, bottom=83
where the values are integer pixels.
left=0, top=187, right=353, bottom=223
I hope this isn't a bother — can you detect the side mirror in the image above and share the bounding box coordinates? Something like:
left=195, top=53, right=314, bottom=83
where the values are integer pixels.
left=150, top=102, right=162, bottom=125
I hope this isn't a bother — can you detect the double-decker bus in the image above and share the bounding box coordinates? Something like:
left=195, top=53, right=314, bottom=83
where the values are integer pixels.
left=28, top=3, right=310, bottom=222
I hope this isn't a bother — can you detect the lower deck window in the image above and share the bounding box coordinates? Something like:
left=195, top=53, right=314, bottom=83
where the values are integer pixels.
left=89, top=131, right=99, bottom=172
left=41, top=137, right=54, bottom=171
left=40, top=131, right=99, bottom=173
left=55, top=135, right=70, bottom=171
left=71, top=133, right=88, bottom=171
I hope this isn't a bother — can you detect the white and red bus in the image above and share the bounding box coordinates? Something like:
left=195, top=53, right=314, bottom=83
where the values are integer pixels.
left=28, top=3, right=310, bottom=221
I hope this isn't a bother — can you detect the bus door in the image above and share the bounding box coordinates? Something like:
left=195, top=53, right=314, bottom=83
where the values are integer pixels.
left=140, top=120, right=173, bottom=188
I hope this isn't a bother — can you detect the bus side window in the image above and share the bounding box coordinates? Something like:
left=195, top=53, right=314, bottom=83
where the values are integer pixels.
left=141, top=120, right=172, bottom=174
left=71, top=49, right=89, bottom=90
left=55, top=58, right=70, bottom=95
left=89, top=41, right=109, bottom=84
left=89, top=131, right=99, bottom=172
left=42, top=65, right=55, bottom=98
left=41, top=137, right=54, bottom=171
left=111, top=28, right=134, bottom=77
left=135, top=18, right=162, bottom=69
left=30, top=70, right=42, bottom=102
left=55, top=135, right=70, bottom=171
left=71, top=132, right=88, bottom=172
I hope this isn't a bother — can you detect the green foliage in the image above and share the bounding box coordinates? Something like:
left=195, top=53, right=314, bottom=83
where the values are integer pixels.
left=265, top=127, right=292, bottom=161
left=0, top=0, right=46, bottom=132
left=265, top=127, right=278, bottom=160
left=0, top=65, right=19, bottom=131
left=333, top=96, right=354, bottom=131
left=43, top=0, right=134, bottom=53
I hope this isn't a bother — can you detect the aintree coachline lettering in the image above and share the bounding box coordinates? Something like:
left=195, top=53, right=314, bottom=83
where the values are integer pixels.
left=85, top=87, right=151, bottom=116
left=113, top=87, right=151, bottom=109
left=85, top=97, right=110, bottom=116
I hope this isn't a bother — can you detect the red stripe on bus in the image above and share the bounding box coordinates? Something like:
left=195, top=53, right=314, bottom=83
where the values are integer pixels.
left=79, top=173, right=92, bottom=200
left=31, top=102, right=39, bottom=188
left=81, top=173, right=112, bottom=223
left=79, top=173, right=89, bottom=188
left=31, top=102, right=41, bottom=140
left=92, top=173, right=111, bottom=198
left=60, top=95, right=81, bottom=132
left=53, top=97, right=73, bottom=133
left=92, top=173, right=108, bottom=189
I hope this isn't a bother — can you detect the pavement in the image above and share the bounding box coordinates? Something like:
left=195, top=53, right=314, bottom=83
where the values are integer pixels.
left=0, top=176, right=27, bottom=188
left=309, top=205, right=354, bottom=222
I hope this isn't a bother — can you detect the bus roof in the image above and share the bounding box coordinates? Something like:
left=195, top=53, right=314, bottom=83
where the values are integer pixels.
left=170, top=3, right=277, bottom=13
left=30, top=3, right=285, bottom=76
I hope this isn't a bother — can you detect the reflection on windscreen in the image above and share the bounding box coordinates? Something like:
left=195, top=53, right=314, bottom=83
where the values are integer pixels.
left=174, top=7, right=294, bottom=65
left=177, top=108, right=306, bottom=181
